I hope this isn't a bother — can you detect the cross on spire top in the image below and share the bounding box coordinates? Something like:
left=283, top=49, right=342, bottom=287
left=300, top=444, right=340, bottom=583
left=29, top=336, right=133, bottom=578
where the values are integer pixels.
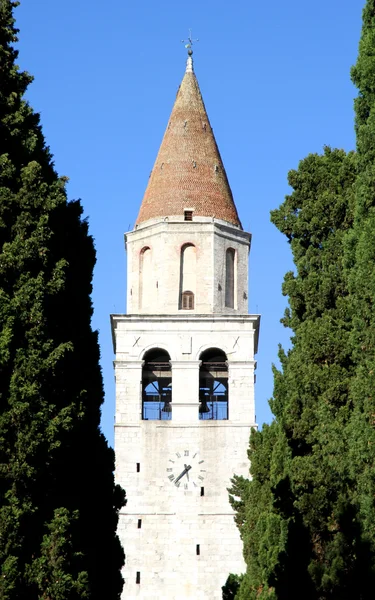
left=181, top=29, right=199, bottom=57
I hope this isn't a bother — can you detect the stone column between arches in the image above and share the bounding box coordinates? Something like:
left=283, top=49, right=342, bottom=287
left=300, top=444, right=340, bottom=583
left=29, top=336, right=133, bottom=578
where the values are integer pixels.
left=169, top=361, right=201, bottom=421
left=114, top=360, right=143, bottom=424
left=227, top=361, right=256, bottom=422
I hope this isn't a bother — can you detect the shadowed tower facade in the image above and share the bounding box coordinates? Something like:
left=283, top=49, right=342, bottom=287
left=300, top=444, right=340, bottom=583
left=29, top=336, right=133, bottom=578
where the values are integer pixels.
left=111, top=49, right=260, bottom=599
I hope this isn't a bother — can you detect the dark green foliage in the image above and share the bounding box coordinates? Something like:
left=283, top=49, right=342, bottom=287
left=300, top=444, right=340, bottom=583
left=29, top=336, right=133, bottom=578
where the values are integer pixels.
left=222, top=574, right=243, bottom=600
left=228, top=2, right=375, bottom=598
left=0, top=2, right=125, bottom=598
left=346, top=0, right=375, bottom=568
left=229, top=148, right=365, bottom=599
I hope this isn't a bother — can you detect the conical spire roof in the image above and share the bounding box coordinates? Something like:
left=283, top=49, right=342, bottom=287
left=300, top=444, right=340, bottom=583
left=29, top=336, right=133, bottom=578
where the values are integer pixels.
left=136, top=55, right=241, bottom=228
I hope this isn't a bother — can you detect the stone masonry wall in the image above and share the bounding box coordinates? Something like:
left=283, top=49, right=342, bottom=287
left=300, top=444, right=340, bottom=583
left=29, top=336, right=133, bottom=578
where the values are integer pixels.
left=126, top=219, right=250, bottom=316
left=113, top=314, right=259, bottom=599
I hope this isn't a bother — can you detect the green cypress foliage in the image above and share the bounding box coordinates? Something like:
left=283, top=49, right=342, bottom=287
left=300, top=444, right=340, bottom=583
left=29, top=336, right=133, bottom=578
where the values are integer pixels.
left=228, top=2, right=375, bottom=597
left=222, top=573, right=243, bottom=599
left=0, top=2, right=125, bottom=598
left=229, top=148, right=360, bottom=599
left=346, top=0, right=375, bottom=555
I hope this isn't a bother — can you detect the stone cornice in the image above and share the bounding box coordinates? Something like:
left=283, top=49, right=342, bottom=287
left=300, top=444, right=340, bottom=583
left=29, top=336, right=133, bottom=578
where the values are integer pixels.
left=114, top=422, right=258, bottom=429
left=169, top=361, right=201, bottom=368
left=111, top=313, right=260, bottom=324
left=110, top=313, right=261, bottom=354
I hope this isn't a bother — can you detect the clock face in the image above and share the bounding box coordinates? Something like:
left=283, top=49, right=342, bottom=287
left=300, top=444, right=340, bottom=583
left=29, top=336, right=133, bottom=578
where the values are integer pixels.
left=166, top=450, right=206, bottom=491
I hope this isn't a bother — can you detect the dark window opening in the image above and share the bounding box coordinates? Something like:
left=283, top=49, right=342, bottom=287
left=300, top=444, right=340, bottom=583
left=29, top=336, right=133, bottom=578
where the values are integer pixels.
left=199, top=348, right=228, bottom=420
left=196, top=545, right=200, bottom=556
left=225, top=248, right=235, bottom=308
left=136, top=463, right=140, bottom=472
left=142, top=348, right=172, bottom=420
left=200, top=487, right=204, bottom=497
left=181, top=290, right=194, bottom=310
left=138, top=519, right=142, bottom=529
left=184, top=210, right=193, bottom=221
left=136, top=572, right=141, bottom=584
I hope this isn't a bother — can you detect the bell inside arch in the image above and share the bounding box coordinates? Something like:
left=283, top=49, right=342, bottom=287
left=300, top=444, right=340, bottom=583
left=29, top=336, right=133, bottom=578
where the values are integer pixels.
left=162, top=399, right=172, bottom=413
left=199, top=398, right=210, bottom=414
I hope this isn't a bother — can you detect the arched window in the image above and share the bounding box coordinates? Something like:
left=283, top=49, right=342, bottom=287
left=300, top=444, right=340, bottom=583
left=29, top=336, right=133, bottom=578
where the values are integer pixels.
left=139, top=246, right=151, bottom=310
left=199, top=348, right=228, bottom=420
left=181, top=290, right=194, bottom=310
left=225, top=248, right=236, bottom=309
left=142, top=348, right=171, bottom=420
left=179, top=243, right=196, bottom=309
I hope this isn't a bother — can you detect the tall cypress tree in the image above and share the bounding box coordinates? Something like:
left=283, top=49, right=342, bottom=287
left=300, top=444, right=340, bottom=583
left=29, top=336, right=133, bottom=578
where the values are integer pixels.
left=229, top=148, right=362, bottom=599
left=345, top=0, right=375, bottom=564
left=0, top=2, right=125, bottom=598
left=228, top=2, right=375, bottom=597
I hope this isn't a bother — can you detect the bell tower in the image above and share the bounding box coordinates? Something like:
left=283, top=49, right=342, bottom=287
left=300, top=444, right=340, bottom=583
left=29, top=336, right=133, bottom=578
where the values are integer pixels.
left=111, top=48, right=260, bottom=599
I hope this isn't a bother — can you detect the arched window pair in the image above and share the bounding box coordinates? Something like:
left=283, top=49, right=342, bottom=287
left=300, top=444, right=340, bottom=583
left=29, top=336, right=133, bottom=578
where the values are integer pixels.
left=141, top=347, right=229, bottom=421
left=180, top=243, right=196, bottom=310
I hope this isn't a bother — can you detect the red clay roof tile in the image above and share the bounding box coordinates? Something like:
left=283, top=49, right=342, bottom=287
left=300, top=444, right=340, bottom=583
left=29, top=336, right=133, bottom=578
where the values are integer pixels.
left=136, top=60, right=241, bottom=228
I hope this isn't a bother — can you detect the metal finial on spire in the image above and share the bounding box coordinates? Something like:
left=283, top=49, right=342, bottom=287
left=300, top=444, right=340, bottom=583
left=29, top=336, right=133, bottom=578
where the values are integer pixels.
left=181, top=29, right=199, bottom=55
left=181, top=29, right=199, bottom=72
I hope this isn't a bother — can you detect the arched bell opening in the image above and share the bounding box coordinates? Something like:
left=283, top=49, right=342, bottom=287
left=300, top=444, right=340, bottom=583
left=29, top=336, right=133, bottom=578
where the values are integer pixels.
left=199, top=348, right=228, bottom=420
left=142, top=348, right=172, bottom=420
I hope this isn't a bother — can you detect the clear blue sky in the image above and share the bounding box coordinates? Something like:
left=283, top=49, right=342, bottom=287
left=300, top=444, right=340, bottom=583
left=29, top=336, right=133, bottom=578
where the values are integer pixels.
left=15, top=0, right=364, bottom=447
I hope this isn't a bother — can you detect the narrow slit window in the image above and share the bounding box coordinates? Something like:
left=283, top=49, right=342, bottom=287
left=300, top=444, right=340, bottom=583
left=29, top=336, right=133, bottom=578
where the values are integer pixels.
left=136, top=572, right=141, bottom=584
left=196, top=544, right=200, bottom=556
left=138, top=519, right=142, bottom=529
left=139, top=246, right=151, bottom=310
left=225, top=248, right=235, bottom=308
left=179, top=243, right=196, bottom=310
left=136, top=463, right=140, bottom=473
left=184, top=210, right=193, bottom=221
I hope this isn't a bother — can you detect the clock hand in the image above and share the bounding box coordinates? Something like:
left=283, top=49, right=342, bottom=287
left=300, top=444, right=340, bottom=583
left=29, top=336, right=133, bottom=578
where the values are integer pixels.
left=184, top=464, right=190, bottom=481
left=174, top=464, right=192, bottom=485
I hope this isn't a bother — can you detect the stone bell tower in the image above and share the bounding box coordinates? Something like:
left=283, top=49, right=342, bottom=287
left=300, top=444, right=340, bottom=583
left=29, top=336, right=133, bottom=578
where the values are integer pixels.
left=111, top=47, right=260, bottom=599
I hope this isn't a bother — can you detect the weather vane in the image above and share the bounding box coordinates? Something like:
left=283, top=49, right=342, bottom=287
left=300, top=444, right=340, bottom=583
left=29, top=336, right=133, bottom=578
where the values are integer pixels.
left=181, top=29, right=199, bottom=56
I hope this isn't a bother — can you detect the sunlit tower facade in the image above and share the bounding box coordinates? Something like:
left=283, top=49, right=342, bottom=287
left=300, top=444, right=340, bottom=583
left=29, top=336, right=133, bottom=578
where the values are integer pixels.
left=111, top=46, right=260, bottom=599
